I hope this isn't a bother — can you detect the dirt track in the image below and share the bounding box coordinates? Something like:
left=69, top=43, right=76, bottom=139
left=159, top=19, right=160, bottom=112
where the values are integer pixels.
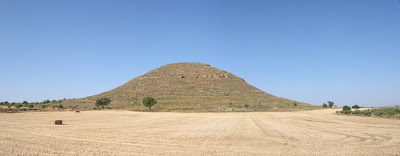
left=0, top=109, right=399, bottom=155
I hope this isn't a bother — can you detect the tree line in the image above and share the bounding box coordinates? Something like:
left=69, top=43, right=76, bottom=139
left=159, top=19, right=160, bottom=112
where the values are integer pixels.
left=0, top=98, right=67, bottom=110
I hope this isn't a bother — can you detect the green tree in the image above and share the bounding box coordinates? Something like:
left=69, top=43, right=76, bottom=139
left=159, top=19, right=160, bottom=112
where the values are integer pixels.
left=11, top=102, right=16, bottom=106
left=322, top=103, right=328, bottom=108
left=0, top=102, right=3, bottom=105
left=4, top=101, right=9, bottom=105
left=342, top=105, right=351, bottom=111
left=51, top=100, right=57, bottom=104
left=142, top=97, right=157, bottom=110
left=57, top=100, right=63, bottom=104
left=294, top=102, right=297, bottom=106
left=23, top=101, right=29, bottom=107
left=328, top=101, right=334, bottom=108
left=95, top=98, right=111, bottom=109
left=28, top=104, right=34, bottom=109
left=352, top=105, right=360, bottom=109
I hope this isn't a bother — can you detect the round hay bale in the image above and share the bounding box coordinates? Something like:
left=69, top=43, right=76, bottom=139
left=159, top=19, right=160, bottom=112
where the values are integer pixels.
left=52, top=120, right=62, bottom=125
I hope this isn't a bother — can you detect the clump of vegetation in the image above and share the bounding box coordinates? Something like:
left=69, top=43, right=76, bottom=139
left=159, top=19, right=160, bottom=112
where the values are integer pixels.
left=53, top=104, right=64, bottom=110
left=339, top=105, right=352, bottom=114
left=95, top=98, right=111, bottom=109
left=22, top=101, right=29, bottom=107
left=244, top=104, right=249, bottom=109
left=40, top=104, right=48, bottom=110
left=14, top=103, right=23, bottom=109
left=352, top=105, right=360, bottom=109
left=322, top=101, right=334, bottom=108
left=41, top=100, right=51, bottom=104
left=142, top=97, right=157, bottom=111
left=342, top=105, right=351, bottom=111
left=328, top=101, right=334, bottom=108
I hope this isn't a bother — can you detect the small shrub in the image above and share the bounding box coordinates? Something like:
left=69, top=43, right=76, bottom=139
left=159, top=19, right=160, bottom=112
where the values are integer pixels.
left=352, top=105, right=360, bottom=109
left=244, top=104, right=249, bottom=109
left=342, top=105, right=351, bottom=111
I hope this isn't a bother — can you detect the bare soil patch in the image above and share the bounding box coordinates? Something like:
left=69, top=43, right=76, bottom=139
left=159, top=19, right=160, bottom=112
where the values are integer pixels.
left=0, top=109, right=399, bottom=155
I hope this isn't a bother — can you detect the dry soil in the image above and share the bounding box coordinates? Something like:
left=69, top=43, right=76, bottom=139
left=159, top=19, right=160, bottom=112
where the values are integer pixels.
left=0, top=109, right=399, bottom=155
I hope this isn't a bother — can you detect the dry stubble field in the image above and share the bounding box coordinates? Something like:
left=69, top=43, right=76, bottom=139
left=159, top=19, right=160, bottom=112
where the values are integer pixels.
left=1, top=109, right=399, bottom=155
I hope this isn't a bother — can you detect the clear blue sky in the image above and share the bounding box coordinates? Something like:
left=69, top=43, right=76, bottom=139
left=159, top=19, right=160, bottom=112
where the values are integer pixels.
left=1, top=0, right=399, bottom=107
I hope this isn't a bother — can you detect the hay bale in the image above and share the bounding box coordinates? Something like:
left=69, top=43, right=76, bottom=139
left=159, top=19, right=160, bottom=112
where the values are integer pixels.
left=76, top=110, right=80, bottom=113
left=53, top=120, right=62, bottom=125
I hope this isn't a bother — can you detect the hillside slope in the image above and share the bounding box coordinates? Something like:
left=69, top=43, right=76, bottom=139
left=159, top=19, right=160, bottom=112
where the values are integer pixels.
left=64, top=63, right=312, bottom=111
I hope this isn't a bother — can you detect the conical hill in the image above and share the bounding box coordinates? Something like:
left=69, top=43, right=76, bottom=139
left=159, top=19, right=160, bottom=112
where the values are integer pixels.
left=65, top=62, right=311, bottom=111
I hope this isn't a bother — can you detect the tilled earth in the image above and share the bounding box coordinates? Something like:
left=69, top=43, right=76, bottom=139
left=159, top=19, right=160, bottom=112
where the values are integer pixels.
left=0, top=109, right=399, bottom=155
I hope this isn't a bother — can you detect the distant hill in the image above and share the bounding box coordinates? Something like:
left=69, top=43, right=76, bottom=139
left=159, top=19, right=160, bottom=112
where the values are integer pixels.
left=64, top=62, right=313, bottom=111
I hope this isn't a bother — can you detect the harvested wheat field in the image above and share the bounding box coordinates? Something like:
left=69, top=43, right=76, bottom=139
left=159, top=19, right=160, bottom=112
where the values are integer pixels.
left=0, top=109, right=399, bottom=155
